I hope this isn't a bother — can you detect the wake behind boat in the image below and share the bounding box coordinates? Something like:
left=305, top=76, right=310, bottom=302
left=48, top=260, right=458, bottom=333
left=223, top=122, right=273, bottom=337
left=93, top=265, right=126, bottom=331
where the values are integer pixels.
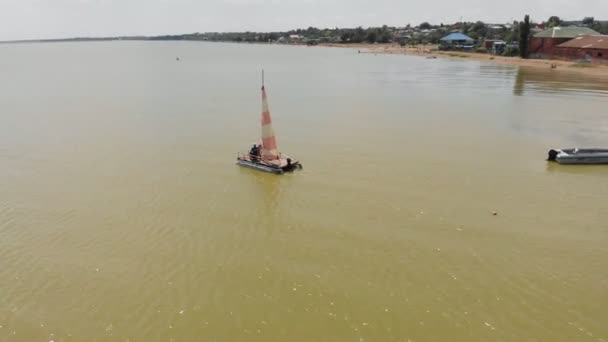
left=547, top=148, right=608, bottom=165
left=236, top=72, right=302, bottom=174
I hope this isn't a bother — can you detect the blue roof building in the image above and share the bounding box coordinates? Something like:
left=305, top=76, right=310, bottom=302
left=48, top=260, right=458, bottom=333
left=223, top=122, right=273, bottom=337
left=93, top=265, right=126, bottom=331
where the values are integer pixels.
left=439, top=33, right=475, bottom=50
left=440, top=33, right=474, bottom=42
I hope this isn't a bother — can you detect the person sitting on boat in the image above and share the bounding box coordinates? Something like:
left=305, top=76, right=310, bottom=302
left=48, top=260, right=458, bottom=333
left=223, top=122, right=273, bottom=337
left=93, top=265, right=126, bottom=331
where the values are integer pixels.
left=250, top=144, right=260, bottom=162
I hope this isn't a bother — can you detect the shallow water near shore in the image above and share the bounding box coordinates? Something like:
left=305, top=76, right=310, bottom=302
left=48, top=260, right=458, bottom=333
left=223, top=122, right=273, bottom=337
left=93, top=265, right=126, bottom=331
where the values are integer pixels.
left=1, top=41, right=607, bottom=341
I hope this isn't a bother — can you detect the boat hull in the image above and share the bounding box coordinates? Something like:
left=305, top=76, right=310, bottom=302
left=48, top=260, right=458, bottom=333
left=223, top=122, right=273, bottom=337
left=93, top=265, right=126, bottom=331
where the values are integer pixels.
left=548, top=149, right=608, bottom=165
left=236, top=159, right=284, bottom=174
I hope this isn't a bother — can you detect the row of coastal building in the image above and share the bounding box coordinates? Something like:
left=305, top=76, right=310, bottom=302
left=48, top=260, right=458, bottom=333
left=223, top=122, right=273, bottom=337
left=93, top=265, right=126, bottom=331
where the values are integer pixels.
left=529, top=26, right=607, bottom=62
left=440, top=26, right=608, bottom=64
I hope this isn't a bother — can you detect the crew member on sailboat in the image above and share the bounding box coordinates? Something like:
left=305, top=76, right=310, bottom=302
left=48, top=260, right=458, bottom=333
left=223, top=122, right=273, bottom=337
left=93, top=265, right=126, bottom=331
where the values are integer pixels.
left=249, top=144, right=261, bottom=162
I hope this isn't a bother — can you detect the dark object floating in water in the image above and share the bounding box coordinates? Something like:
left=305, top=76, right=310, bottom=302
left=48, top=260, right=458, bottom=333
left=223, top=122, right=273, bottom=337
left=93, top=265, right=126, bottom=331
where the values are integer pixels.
left=547, top=148, right=608, bottom=164
left=236, top=71, right=302, bottom=175
left=426, top=56, right=437, bottom=59
left=176, top=57, right=180, bottom=61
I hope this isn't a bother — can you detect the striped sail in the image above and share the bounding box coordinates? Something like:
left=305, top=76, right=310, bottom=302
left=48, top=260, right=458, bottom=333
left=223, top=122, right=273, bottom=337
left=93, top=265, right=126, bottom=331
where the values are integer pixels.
left=260, top=85, right=279, bottom=160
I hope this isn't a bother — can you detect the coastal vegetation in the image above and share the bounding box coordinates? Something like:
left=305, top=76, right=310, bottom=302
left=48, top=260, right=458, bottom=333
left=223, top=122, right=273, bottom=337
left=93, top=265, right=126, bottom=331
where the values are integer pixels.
left=519, top=15, right=531, bottom=58
left=141, top=16, right=607, bottom=46
left=4, top=16, right=607, bottom=58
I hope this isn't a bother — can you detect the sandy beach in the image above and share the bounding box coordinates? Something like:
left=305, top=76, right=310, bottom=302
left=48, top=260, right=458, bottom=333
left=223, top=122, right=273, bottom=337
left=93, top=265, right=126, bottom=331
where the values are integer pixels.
left=323, top=43, right=608, bottom=76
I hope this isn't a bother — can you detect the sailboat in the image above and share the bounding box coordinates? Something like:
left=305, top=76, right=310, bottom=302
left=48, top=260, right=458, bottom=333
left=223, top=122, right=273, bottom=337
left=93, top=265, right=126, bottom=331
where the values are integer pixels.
left=236, top=72, right=302, bottom=174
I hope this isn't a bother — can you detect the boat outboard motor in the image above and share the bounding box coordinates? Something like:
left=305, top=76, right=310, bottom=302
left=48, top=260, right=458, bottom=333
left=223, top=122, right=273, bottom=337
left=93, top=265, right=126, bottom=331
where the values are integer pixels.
left=547, top=149, right=559, bottom=161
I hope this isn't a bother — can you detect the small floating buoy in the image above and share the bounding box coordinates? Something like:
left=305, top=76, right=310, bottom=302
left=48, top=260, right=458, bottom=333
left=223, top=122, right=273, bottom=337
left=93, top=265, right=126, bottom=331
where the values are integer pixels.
left=176, top=57, right=180, bottom=61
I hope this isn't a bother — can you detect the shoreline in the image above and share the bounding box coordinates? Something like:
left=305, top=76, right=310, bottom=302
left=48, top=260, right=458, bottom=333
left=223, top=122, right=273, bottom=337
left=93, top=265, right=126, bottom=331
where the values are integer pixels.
left=4, top=38, right=608, bottom=77
left=321, top=43, right=608, bottom=76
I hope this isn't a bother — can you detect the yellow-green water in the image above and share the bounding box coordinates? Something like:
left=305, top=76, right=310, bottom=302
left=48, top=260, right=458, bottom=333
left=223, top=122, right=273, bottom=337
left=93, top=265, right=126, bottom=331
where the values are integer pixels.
left=1, top=42, right=607, bottom=341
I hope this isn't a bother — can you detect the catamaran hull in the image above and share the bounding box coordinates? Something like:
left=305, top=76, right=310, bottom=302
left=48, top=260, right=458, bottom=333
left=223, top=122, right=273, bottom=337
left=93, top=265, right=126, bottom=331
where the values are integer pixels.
left=556, top=156, right=608, bottom=165
left=236, top=156, right=303, bottom=174
left=548, top=149, right=608, bottom=165
left=237, top=160, right=284, bottom=174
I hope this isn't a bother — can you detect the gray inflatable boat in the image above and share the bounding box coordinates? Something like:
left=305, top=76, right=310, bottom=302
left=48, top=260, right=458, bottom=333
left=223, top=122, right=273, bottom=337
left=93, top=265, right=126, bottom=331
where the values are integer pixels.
left=547, top=148, right=608, bottom=165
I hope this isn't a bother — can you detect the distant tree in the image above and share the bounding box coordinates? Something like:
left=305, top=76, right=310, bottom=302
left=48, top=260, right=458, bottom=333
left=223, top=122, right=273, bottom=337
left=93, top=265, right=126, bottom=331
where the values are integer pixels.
left=472, top=21, right=485, bottom=31
left=376, top=25, right=391, bottom=43
left=419, top=22, right=431, bottom=30
left=379, top=31, right=391, bottom=43
left=471, top=21, right=488, bottom=38
left=547, top=16, right=562, bottom=28
left=340, top=31, right=353, bottom=43
left=366, top=30, right=378, bottom=43
left=582, top=17, right=595, bottom=26
left=505, top=24, right=520, bottom=43
left=519, top=14, right=531, bottom=58
left=428, top=30, right=445, bottom=44
left=597, top=22, right=608, bottom=34
left=306, top=26, right=320, bottom=37
left=352, top=27, right=366, bottom=43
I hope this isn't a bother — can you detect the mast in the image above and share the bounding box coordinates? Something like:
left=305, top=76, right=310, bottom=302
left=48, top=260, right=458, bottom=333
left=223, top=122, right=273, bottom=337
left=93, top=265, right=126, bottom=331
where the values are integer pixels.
left=260, top=70, right=279, bottom=161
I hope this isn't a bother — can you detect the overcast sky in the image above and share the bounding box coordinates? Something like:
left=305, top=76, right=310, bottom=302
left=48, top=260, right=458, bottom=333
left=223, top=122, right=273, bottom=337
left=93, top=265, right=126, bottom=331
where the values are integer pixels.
left=1, top=0, right=607, bottom=41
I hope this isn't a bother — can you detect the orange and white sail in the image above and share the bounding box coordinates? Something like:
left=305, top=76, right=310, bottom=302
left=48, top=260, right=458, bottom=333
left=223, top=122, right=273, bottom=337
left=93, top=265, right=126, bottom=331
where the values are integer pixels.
left=260, top=84, right=279, bottom=161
